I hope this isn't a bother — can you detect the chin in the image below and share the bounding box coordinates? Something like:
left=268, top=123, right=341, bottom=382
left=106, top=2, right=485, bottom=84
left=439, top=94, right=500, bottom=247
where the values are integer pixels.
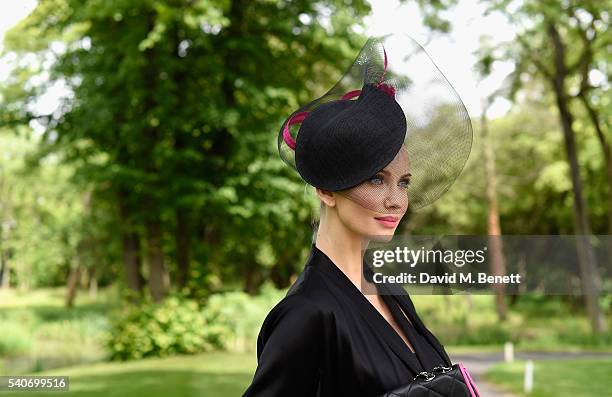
left=370, top=234, right=394, bottom=243
left=365, top=225, right=397, bottom=243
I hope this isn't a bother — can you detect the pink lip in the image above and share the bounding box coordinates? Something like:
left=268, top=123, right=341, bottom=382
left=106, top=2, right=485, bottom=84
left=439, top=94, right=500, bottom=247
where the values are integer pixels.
left=374, top=216, right=399, bottom=228
left=375, top=216, right=399, bottom=221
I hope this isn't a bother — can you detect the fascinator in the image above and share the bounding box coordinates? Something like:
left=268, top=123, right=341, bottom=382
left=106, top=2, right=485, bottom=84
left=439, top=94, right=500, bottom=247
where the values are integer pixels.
left=278, top=34, right=472, bottom=211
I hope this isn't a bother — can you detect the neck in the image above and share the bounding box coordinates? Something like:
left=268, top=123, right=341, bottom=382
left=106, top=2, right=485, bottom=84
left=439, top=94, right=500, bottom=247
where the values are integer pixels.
left=315, top=208, right=369, bottom=288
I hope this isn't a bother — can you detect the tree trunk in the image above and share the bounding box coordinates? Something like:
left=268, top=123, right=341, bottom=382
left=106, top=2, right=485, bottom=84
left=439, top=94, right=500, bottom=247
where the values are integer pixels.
left=66, top=192, right=92, bottom=308
left=117, top=189, right=144, bottom=299
left=80, top=266, right=89, bottom=289
left=170, top=18, right=192, bottom=291
left=145, top=217, right=168, bottom=302
left=140, top=11, right=168, bottom=303
left=268, top=250, right=296, bottom=289
left=548, top=21, right=607, bottom=334
left=65, top=263, right=81, bottom=308
left=0, top=248, right=8, bottom=289
left=244, top=262, right=263, bottom=295
left=481, top=100, right=507, bottom=321
left=89, top=266, right=98, bottom=300
left=269, top=262, right=287, bottom=289
left=577, top=93, right=612, bottom=262
left=175, top=208, right=190, bottom=289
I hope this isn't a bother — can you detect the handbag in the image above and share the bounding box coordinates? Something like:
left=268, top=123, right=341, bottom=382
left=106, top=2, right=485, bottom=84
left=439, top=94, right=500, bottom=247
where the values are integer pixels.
left=377, top=362, right=481, bottom=397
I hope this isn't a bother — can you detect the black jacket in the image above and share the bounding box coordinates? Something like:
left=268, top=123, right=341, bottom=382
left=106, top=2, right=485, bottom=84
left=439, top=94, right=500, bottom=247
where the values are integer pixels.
left=242, top=243, right=452, bottom=397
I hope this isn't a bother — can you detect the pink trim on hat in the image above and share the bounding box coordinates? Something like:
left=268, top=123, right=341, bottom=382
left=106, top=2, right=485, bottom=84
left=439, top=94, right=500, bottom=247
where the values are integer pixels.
left=282, top=45, right=392, bottom=151
left=341, top=90, right=361, bottom=100
left=282, top=111, right=309, bottom=150
left=374, top=46, right=396, bottom=98
left=282, top=89, right=361, bottom=151
left=376, top=83, right=396, bottom=98
left=378, top=46, right=388, bottom=84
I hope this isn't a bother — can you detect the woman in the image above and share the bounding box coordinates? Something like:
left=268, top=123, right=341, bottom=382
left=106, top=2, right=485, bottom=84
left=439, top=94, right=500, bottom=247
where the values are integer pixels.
left=242, top=35, right=473, bottom=397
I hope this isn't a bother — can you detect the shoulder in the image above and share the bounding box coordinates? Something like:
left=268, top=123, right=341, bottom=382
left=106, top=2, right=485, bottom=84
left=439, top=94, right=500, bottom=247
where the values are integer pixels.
left=257, top=254, right=336, bottom=343
left=261, top=292, right=324, bottom=333
left=256, top=292, right=326, bottom=358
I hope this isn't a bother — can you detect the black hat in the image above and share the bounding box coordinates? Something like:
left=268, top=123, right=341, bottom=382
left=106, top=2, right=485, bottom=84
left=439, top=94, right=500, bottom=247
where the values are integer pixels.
left=294, top=82, right=407, bottom=191
left=278, top=34, right=473, bottom=211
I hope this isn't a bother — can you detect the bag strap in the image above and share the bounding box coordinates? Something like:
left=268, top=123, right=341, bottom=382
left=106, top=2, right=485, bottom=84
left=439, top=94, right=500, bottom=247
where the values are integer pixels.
left=458, top=362, right=481, bottom=397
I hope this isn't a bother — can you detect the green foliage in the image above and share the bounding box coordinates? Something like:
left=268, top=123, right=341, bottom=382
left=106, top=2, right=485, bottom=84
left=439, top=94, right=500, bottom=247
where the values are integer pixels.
left=404, top=0, right=460, bottom=33
left=106, top=284, right=285, bottom=360
left=0, top=319, right=34, bottom=357
left=0, top=0, right=374, bottom=295
left=200, top=283, right=286, bottom=352
left=105, top=294, right=221, bottom=360
left=0, top=288, right=114, bottom=374
left=411, top=294, right=612, bottom=348
left=412, top=95, right=610, bottom=235
left=0, top=132, right=120, bottom=289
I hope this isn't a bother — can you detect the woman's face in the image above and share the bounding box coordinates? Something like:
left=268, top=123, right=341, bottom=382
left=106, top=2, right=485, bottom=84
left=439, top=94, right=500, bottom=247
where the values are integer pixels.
left=333, top=147, right=410, bottom=239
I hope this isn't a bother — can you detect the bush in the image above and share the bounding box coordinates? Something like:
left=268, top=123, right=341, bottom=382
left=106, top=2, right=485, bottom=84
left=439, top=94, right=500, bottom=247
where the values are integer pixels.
left=106, top=284, right=287, bottom=360
left=105, top=295, right=223, bottom=361
left=0, top=322, right=34, bottom=357
left=201, top=283, right=286, bottom=352
left=0, top=311, right=36, bottom=357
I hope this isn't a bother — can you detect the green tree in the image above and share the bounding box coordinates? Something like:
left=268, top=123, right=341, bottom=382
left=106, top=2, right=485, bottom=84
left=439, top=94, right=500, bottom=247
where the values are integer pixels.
left=478, top=0, right=609, bottom=334
left=1, top=0, right=372, bottom=300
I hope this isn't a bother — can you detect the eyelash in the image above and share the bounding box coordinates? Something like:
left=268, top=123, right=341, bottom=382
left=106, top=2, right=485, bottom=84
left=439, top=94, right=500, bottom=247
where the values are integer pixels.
left=369, top=174, right=410, bottom=188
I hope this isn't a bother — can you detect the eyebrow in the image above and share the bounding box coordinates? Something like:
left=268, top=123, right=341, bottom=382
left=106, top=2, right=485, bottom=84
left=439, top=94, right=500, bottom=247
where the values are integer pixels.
left=379, top=169, right=412, bottom=178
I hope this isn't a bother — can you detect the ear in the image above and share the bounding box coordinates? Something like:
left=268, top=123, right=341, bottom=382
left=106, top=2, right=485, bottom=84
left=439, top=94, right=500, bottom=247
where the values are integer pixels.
left=315, top=188, right=336, bottom=208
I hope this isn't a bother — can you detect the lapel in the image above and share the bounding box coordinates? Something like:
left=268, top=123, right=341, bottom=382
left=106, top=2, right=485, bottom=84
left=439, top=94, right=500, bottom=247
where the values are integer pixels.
left=309, top=244, right=424, bottom=375
left=382, top=281, right=453, bottom=366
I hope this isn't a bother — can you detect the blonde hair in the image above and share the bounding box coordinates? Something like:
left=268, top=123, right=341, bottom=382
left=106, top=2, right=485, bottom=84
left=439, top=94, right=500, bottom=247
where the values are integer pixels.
left=311, top=201, right=324, bottom=243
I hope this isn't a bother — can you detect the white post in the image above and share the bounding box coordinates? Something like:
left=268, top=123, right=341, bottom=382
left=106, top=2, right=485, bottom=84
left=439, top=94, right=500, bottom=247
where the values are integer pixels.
left=524, top=360, right=534, bottom=394
left=504, top=341, right=514, bottom=363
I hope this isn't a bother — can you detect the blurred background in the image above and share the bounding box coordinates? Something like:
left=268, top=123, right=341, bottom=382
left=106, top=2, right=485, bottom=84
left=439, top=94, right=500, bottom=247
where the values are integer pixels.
left=0, top=0, right=610, bottom=396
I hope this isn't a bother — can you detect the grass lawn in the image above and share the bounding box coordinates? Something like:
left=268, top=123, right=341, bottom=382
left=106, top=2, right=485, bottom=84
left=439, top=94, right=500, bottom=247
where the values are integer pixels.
left=0, top=351, right=257, bottom=397
left=485, top=358, right=612, bottom=397
left=0, top=287, right=118, bottom=374
left=1, top=287, right=610, bottom=396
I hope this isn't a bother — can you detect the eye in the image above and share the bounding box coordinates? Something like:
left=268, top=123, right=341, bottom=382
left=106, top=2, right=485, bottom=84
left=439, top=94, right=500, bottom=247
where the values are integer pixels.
left=399, top=179, right=410, bottom=189
left=369, top=174, right=384, bottom=185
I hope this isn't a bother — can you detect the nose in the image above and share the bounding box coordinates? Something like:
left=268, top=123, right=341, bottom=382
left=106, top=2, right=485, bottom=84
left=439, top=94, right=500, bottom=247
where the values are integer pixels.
left=383, top=185, right=408, bottom=211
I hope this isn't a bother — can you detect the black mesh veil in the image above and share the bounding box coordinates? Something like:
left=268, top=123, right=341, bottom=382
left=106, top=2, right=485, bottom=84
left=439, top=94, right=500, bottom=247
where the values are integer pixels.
left=278, top=34, right=473, bottom=212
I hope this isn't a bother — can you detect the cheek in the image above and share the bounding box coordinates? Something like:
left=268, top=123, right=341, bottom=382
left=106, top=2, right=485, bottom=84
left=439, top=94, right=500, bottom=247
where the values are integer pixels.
left=399, top=192, right=409, bottom=210
left=340, top=185, right=409, bottom=214
left=336, top=201, right=379, bottom=233
left=341, top=185, right=378, bottom=209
